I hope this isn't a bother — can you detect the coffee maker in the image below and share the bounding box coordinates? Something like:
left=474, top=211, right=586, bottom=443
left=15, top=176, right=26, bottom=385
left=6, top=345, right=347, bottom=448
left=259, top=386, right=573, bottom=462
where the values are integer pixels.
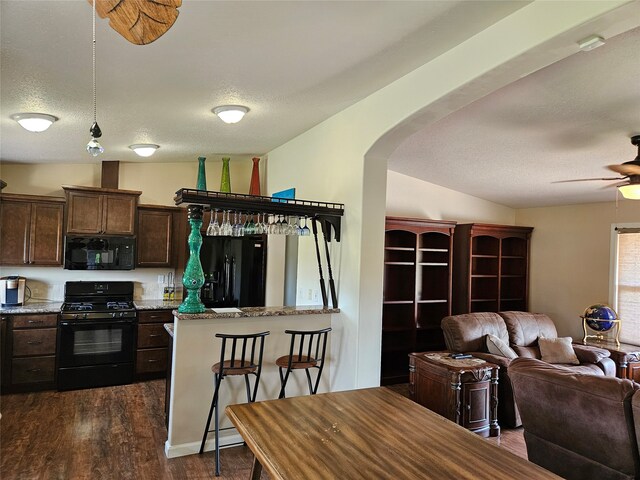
left=0, top=276, right=27, bottom=306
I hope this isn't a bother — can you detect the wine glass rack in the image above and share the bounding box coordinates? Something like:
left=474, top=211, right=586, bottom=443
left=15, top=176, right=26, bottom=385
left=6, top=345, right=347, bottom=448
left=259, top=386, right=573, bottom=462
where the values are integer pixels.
left=174, top=188, right=344, bottom=309
left=174, top=188, right=344, bottom=241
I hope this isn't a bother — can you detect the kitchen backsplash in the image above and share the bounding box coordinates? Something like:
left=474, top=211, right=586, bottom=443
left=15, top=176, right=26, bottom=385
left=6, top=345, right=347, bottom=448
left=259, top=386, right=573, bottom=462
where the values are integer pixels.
left=1, top=266, right=180, bottom=302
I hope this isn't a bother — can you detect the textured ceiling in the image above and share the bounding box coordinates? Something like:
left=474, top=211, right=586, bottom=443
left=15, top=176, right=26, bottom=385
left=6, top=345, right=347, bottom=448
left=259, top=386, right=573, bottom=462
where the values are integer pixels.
left=0, top=0, right=527, bottom=164
left=388, top=26, right=640, bottom=208
left=3, top=1, right=639, bottom=209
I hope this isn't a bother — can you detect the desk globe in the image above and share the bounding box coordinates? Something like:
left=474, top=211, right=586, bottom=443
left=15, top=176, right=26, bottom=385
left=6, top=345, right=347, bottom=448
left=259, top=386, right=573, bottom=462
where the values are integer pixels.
left=581, top=304, right=621, bottom=345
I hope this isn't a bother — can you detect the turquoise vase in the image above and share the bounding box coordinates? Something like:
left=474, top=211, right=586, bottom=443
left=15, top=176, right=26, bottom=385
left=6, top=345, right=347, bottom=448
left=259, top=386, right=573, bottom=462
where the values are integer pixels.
left=196, top=157, right=207, bottom=190
left=178, top=205, right=206, bottom=314
left=220, top=157, right=231, bottom=193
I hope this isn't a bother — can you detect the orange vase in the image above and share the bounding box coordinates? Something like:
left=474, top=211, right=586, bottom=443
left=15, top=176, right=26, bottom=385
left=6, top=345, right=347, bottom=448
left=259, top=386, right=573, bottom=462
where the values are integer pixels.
left=249, top=157, right=261, bottom=196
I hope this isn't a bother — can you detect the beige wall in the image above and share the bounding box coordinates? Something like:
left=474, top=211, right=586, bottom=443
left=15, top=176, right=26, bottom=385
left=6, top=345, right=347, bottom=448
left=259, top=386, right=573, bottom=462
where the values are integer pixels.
left=515, top=200, right=640, bottom=339
left=386, top=170, right=516, bottom=224
left=267, top=2, right=629, bottom=391
left=0, top=156, right=257, bottom=205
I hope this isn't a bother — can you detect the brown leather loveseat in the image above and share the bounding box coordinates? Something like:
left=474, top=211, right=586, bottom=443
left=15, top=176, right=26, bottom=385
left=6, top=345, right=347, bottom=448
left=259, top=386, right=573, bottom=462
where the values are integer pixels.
left=510, top=357, right=640, bottom=480
left=441, top=311, right=615, bottom=427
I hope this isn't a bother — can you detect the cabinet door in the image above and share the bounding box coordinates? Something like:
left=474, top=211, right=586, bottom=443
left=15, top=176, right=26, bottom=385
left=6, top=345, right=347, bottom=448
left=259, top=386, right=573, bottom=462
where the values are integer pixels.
left=137, top=209, right=172, bottom=266
left=66, top=191, right=103, bottom=234
left=0, top=200, right=31, bottom=264
left=103, top=194, right=136, bottom=235
left=29, top=202, right=63, bottom=265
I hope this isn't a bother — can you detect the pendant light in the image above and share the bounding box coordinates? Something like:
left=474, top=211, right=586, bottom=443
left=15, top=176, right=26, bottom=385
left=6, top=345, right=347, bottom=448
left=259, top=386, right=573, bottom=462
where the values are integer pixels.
left=87, top=0, right=104, bottom=157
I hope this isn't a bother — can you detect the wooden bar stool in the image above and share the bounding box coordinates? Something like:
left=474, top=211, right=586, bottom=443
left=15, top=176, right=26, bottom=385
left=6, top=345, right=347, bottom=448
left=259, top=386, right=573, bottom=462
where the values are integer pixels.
left=277, top=327, right=331, bottom=399
left=199, top=331, right=269, bottom=476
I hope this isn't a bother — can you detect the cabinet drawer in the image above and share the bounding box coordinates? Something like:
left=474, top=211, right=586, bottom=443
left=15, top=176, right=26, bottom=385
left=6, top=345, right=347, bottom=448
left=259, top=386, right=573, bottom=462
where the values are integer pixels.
left=136, top=348, right=168, bottom=374
left=12, top=356, right=55, bottom=384
left=12, top=314, right=58, bottom=329
left=13, top=328, right=57, bottom=356
left=138, top=323, right=169, bottom=348
left=138, top=310, right=173, bottom=324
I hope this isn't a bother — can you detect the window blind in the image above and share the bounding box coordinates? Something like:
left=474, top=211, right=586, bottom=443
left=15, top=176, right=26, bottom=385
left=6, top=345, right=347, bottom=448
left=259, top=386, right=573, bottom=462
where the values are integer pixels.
left=617, top=231, right=640, bottom=345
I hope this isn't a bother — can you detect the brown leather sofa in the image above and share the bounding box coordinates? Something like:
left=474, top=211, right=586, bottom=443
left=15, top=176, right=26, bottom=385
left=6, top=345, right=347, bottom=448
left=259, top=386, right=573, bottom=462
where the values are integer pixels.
left=510, top=357, right=640, bottom=480
left=441, top=311, right=615, bottom=427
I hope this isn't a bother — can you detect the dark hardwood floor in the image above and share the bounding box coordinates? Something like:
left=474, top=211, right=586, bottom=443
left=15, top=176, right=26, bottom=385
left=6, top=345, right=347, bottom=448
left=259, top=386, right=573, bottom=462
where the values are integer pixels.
left=1, top=381, right=526, bottom=479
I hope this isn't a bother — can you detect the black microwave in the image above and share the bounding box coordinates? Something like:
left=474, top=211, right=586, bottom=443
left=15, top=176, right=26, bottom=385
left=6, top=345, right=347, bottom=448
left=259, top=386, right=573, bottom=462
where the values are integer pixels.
left=64, top=236, right=135, bottom=270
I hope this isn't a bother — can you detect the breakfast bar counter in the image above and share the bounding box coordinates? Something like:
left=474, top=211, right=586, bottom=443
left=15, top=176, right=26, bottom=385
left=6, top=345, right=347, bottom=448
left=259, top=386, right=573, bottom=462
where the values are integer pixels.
left=164, top=305, right=338, bottom=458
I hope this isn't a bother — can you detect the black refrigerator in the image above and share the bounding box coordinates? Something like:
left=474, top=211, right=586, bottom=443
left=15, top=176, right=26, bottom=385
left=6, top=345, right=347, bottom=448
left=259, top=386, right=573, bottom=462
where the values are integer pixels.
left=199, top=235, right=267, bottom=308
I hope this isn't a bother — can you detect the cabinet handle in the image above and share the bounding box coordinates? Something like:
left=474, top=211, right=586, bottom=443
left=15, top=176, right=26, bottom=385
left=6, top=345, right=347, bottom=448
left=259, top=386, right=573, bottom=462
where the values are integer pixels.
left=466, top=404, right=471, bottom=411
left=27, top=341, right=43, bottom=345
left=27, top=368, right=42, bottom=373
left=147, top=359, right=160, bottom=363
left=1, top=317, right=7, bottom=321
left=149, top=315, right=161, bottom=319
left=149, top=334, right=162, bottom=338
left=28, top=320, right=43, bottom=324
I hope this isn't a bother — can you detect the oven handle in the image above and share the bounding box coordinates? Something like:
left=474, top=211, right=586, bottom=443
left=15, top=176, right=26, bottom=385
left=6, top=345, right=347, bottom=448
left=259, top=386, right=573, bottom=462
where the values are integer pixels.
left=60, top=320, right=136, bottom=327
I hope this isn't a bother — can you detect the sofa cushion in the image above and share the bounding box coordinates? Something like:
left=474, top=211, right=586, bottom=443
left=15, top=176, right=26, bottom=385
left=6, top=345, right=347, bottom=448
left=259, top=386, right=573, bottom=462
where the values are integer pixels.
left=441, top=313, right=509, bottom=353
left=499, top=311, right=557, bottom=347
left=539, top=337, right=580, bottom=365
left=486, top=334, right=518, bottom=359
left=572, top=344, right=611, bottom=364
left=512, top=345, right=540, bottom=359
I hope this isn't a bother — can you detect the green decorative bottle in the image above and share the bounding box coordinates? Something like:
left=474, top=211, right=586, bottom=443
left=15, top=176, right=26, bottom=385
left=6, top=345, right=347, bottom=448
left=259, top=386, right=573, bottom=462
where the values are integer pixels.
left=220, top=157, right=231, bottom=193
left=178, top=205, right=206, bottom=314
left=196, top=157, right=207, bottom=190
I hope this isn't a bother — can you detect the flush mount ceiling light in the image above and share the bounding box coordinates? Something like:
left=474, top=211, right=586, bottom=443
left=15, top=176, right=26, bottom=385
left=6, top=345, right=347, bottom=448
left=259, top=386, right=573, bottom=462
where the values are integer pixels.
left=129, top=144, right=160, bottom=157
left=212, top=105, right=249, bottom=124
left=578, top=34, right=605, bottom=51
left=11, top=113, right=58, bottom=132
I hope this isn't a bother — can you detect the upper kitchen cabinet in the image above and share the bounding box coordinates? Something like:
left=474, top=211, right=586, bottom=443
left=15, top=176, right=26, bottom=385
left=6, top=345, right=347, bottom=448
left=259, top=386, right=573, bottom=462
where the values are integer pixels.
left=137, top=205, right=184, bottom=267
left=0, top=194, right=65, bottom=266
left=452, top=223, right=533, bottom=315
left=63, top=186, right=141, bottom=235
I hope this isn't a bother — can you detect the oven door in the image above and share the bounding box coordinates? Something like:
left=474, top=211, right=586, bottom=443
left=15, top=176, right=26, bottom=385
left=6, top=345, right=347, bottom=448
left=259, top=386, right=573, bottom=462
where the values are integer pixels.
left=57, top=319, right=136, bottom=368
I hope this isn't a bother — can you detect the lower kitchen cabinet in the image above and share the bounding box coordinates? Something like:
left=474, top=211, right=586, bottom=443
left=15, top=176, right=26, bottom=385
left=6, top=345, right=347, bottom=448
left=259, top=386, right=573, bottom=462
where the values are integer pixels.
left=2, top=313, right=58, bottom=392
left=136, top=309, right=172, bottom=379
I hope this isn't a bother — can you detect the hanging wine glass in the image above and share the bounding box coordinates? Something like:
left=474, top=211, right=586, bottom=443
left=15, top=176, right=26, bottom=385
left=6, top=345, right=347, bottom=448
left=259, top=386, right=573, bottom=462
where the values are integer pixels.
left=255, top=213, right=264, bottom=235
left=302, top=216, right=311, bottom=236
left=211, top=209, right=220, bottom=236
left=206, top=208, right=215, bottom=236
left=292, top=216, right=302, bottom=236
left=280, top=215, right=289, bottom=235
left=269, top=214, right=278, bottom=235
left=222, top=210, right=232, bottom=236
left=246, top=213, right=256, bottom=235
left=262, top=213, right=269, bottom=234
left=232, top=211, right=240, bottom=237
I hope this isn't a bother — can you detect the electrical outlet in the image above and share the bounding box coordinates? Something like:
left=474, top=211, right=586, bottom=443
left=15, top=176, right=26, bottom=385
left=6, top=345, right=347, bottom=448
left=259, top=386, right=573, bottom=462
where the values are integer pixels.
left=158, top=275, right=165, bottom=284
left=307, top=289, right=313, bottom=300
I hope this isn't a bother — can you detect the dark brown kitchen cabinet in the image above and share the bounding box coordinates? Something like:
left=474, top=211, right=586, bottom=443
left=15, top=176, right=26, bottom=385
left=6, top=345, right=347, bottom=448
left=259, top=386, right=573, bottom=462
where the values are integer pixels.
left=63, top=185, right=141, bottom=235
left=0, top=194, right=64, bottom=266
left=452, top=223, right=533, bottom=314
left=381, top=217, right=456, bottom=385
left=136, top=309, right=172, bottom=379
left=136, top=205, right=183, bottom=267
left=3, top=313, right=58, bottom=392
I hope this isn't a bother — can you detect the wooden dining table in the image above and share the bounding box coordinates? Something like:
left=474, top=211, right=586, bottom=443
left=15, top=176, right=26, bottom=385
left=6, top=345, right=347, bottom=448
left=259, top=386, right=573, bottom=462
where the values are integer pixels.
left=225, top=387, right=560, bottom=480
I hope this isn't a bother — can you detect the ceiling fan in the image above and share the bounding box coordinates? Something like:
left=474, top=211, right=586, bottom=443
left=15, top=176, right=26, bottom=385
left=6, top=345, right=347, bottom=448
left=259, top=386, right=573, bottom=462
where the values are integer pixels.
left=555, top=135, right=640, bottom=200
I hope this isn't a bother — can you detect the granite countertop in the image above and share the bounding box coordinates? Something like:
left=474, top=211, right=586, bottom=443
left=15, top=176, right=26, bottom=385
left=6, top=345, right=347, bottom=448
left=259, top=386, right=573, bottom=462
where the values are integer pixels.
left=174, top=305, right=339, bottom=320
left=134, top=300, right=182, bottom=310
left=164, top=323, right=174, bottom=337
left=0, top=301, right=63, bottom=314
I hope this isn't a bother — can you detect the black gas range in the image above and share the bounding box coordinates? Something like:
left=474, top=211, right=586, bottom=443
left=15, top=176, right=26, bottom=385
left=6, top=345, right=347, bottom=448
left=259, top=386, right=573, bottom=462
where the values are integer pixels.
left=57, top=281, right=137, bottom=391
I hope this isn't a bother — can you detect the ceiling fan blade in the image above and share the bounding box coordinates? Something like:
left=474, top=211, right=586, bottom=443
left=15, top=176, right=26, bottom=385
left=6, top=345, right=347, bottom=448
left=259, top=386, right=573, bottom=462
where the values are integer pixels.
left=608, top=164, right=640, bottom=175
left=552, top=177, right=623, bottom=183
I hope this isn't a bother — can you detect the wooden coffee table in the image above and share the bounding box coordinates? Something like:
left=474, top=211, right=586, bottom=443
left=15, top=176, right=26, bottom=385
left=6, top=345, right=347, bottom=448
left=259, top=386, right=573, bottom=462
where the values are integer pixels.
left=409, top=351, right=500, bottom=437
left=226, top=387, right=558, bottom=480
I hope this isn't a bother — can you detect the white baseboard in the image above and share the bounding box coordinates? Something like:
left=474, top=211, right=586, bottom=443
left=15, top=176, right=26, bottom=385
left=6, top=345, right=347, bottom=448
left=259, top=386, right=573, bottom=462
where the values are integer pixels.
left=164, top=430, right=245, bottom=458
